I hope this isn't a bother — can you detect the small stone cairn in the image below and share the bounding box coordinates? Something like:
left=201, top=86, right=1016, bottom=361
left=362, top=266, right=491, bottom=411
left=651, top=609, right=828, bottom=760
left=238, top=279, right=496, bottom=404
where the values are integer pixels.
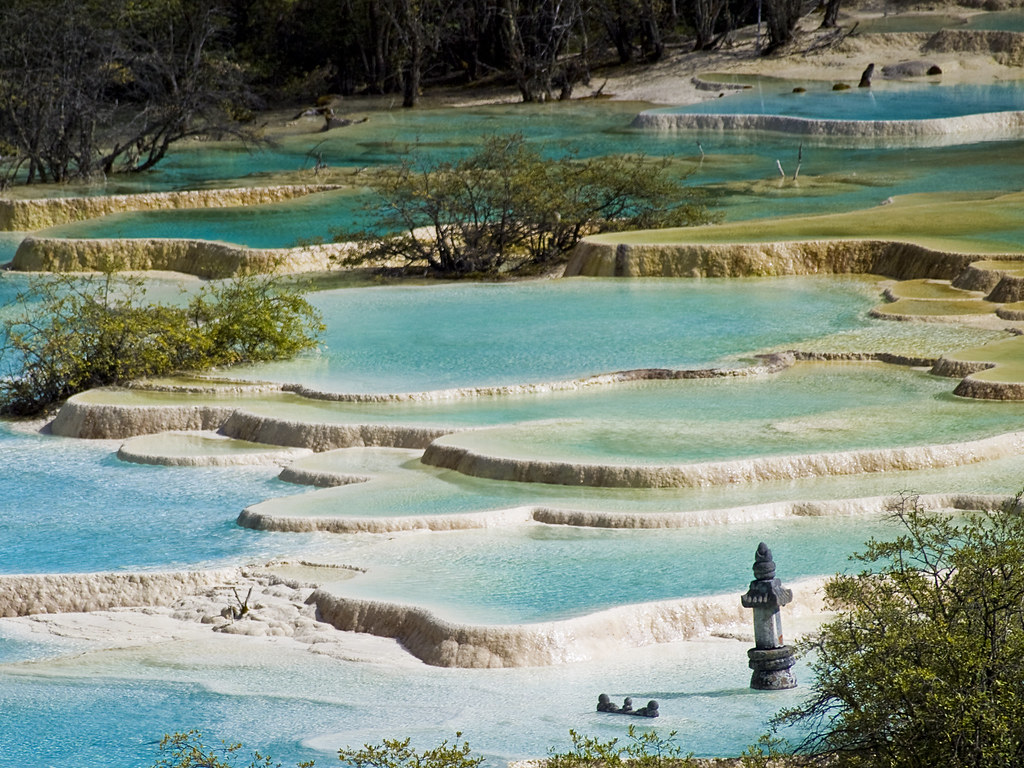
left=740, top=542, right=797, bottom=690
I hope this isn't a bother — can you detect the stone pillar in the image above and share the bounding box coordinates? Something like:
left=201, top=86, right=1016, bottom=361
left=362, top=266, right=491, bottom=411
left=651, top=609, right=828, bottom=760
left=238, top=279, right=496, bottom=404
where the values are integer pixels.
left=740, top=542, right=797, bottom=690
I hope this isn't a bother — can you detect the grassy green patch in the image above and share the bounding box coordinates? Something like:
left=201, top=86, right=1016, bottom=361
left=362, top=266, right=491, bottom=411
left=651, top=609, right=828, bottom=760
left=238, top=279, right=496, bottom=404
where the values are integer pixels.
left=886, top=279, right=986, bottom=301
left=874, top=299, right=997, bottom=317
left=589, top=191, right=1024, bottom=254
left=945, top=336, right=1024, bottom=382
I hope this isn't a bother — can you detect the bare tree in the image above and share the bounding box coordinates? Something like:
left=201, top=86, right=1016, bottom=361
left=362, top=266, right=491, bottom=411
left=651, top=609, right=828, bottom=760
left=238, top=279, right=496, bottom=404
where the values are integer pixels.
left=499, top=0, right=589, bottom=102
left=0, top=0, right=258, bottom=185
left=689, top=0, right=730, bottom=50
left=597, top=0, right=667, bottom=62
left=762, top=0, right=804, bottom=52
left=819, top=0, right=841, bottom=28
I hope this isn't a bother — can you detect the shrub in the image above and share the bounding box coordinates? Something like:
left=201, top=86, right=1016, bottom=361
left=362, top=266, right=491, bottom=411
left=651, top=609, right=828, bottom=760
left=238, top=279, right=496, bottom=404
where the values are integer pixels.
left=337, top=134, right=717, bottom=277
left=338, top=734, right=483, bottom=768
left=547, top=726, right=695, bottom=768
left=776, top=492, right=1024, bottom=768
left=0, top=272, right=323, bottom=416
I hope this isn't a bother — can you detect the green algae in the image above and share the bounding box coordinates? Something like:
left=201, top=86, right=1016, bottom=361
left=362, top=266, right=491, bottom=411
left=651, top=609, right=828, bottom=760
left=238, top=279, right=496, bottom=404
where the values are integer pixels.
left=874, top=298, right=997, bottom=317
left=945, top=336, right=1024, bottom=382
left=886, top=279, right=986, bottom=301
left=591, top=191, right=1024, bottom=254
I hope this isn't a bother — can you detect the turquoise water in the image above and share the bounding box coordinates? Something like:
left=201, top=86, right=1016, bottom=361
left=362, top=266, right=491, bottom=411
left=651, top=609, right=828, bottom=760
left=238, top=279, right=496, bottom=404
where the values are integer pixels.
left=0, top=632, right=813, bottom=765
left=431, top=375, right=1024, bottom=463
left=225, top=276, right=882, bottom=391
left=333, top=517, right=897, bottom=623
left=37, top=188, right=373, bottom=249
left=657, top=81, right=1024, bottom=121
left=0, top=424, right=312, bottom=574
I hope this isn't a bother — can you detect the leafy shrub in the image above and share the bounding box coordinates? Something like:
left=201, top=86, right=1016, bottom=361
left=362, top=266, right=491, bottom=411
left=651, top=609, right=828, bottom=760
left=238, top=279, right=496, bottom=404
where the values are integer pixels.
left=0, top=272, right=323, bottom=416
left=547, top=726, right=696, bottom=768
left=338, top=734, right=483, bottom=768
left=337, top=134, right=717, bottom=277
left=153, top=730, right=314, bottom=768
left=776, top=491, right=1024, bottom=768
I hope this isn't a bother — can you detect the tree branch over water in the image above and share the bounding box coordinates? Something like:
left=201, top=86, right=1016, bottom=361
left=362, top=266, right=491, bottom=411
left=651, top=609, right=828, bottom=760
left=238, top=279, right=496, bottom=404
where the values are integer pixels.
left=336, top=134, right=718, bottom=277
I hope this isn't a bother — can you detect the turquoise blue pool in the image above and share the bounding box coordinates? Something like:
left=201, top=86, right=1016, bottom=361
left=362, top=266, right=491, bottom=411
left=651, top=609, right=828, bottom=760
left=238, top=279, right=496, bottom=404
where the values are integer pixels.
left=656, top=81, right=1024, bottom=121
left=224, top=276, right=882, bottom=390
left=0, top=424, right=313, bottom=574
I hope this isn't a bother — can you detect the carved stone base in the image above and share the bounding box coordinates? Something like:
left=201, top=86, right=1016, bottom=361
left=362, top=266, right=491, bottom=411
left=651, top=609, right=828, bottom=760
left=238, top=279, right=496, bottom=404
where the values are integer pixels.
left=748, top=645, right=797, bottom=690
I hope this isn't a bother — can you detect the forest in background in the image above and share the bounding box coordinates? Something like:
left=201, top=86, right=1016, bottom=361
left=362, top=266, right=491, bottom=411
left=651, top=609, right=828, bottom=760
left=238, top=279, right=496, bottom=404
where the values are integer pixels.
left=0, top=0, right=858, bottom=185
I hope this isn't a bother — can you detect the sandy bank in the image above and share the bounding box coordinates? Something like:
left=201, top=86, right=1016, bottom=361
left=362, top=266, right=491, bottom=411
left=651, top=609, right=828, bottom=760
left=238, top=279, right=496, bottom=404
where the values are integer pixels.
left=594, top=18, right=1024, bottom=106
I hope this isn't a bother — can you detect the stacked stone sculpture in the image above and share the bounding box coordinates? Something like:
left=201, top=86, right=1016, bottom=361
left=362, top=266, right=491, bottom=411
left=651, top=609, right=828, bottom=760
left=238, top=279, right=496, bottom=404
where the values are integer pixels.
left=740, top=542, right=797, bottom=690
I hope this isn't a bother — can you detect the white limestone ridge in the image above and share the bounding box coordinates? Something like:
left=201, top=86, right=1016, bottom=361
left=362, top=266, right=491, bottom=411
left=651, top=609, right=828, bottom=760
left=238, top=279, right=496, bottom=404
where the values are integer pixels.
left=48, top=355, right=796, bottom=442
left=116, top=431, right=312, bottom=467
left=280, top=353, right=796, bottom=403
left=50, top=396, right=238, bottom=439
left=0, top=184, right=340, bottom=231
left=631, top=110, right=1024, bottom=145
left=565, top=238, right=981, bottom=280
left=237, top=505, right=537, bottom=534
left=307, top=577, right=827, bottom=668
left=11, top=236, right=353, bottom=279
left=238, top=493, right=1012, bottom=534
left=219, top=411, right=452, bottom=451
left=421, top=431, right=1024, bottom=488
left=0, top=569, right=240, bottom=617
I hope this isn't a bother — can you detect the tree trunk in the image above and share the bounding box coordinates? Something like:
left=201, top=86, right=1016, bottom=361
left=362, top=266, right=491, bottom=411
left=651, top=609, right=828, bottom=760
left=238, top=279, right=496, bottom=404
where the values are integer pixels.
left=820, top=0, right=841, bottom=28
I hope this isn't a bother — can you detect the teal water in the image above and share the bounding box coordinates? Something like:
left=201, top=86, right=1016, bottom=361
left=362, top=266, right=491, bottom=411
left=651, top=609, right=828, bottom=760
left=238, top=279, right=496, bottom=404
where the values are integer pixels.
left=37, top=188, right=373, bottom=249
left=332, top=517, right=897, bottom=623
left=859, top=9, right=1024, bottom=33
left=224, top=276, right=882, bottom=391
left=657, top=81, right=1024, bottom=121
left=0, top=423, right=312, bottom=574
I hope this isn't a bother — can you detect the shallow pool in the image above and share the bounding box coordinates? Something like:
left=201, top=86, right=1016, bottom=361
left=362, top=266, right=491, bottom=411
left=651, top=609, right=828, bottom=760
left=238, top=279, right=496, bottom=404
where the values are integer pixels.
left=656, top=81, right=1024, bottom=121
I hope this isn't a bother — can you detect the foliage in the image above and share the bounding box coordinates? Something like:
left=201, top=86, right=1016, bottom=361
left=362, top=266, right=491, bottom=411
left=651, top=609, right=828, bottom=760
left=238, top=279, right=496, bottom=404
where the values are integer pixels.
left=338, top=728, right=694, bottom=768
left=776, top=492, right=1024, bottom=768
left=547, top=726, right=696, bottom=768
left=0, top=271, right=323, bottom=416
left=153, top=730, right=314, bottom=768
left=339, top=134, right=716, bottom=277
left=337, top=734, right=483, bottom=768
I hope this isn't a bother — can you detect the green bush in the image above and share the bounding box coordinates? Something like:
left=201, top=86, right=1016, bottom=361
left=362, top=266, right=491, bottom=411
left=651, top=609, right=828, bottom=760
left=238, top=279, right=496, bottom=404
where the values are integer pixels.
left=338, top=734, right=482, bottom=768
left=0, top=272, right=323, bottom=416
left=547, top=726, right=696, bottom=768
left=338, top=134, right=717, bottom=277
left=153, top=730, right=314, bottom=768
left=776, top=491, right=1024, bottom=768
